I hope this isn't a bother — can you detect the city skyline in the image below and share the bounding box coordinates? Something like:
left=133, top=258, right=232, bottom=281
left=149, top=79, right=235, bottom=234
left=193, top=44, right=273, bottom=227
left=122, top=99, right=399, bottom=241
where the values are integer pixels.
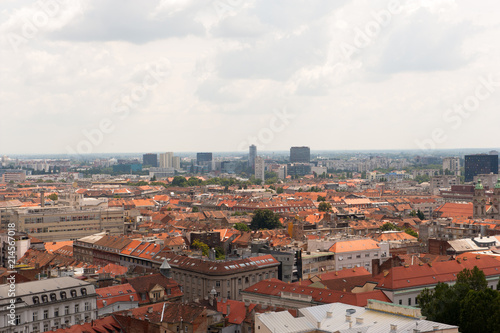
left=1, top=1, right=500, bottom=154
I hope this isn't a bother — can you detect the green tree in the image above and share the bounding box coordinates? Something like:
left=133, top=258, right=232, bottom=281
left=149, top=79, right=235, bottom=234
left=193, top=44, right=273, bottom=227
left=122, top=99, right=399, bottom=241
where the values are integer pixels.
left=380, top=222, right=399, bottom=231
left=416, top=209, right=425, bottom=220
left=317, top=195, right=326, bottom=202
left=404, top=228, right=418, bottom=238
left=233, top=223, right=250, bottom=232
left=456, top=266, right=487, bottom=291
left=215, top=246, right=226, bottom=260
left=192, top=206, right=199, bottom=212
left=191, top=239, right=209, bottom=256
left=460, top=288, right=500, bottom=333
left=318, top=202, right=332, bottom=212
left=48, top=193, right=58, bottom=201
left=250, top=209, right=282, bottom=230
left=276, top=187, right=284, bottom=194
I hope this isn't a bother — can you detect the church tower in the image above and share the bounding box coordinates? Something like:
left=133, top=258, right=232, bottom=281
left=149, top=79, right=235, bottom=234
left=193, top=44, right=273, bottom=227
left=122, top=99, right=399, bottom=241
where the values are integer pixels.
left=491, top=178, right=500, bottom=219
left=473, top=179, right=487, bottom=218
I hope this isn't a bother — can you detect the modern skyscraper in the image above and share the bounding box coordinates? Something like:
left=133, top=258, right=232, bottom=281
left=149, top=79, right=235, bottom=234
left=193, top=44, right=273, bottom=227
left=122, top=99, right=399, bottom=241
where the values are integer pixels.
left=249, top=145, right=257, bottom=168
left=143, top=153, right=158, bottom=167
left=290, top=146, right=310, bottom=163
left=172, top=156, right=180, bottom=169
left=197, top=152, right=213, bottom=164
left=465, top=154, right=498, bottom=182
left=255, top=156, right=265, bottom=183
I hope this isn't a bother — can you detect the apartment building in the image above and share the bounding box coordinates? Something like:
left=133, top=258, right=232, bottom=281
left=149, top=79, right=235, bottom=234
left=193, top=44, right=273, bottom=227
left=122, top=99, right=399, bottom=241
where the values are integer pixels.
left=329, top=239, right=388, bottom=273
left=0, top=277, right=97, bottom=333
left=9, top=206, right=124, bottom=242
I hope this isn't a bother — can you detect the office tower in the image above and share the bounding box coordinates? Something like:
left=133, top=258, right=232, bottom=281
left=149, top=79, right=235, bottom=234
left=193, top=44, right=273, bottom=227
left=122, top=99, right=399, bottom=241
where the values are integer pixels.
left=159, top=152, right=174, bottom=168
left=143, top=153, right=158, bottom=167
left=278, top=165, right=287, bottom=179
left=464, top=154, right=499, bottom=182
left=197, top=152, right=213, bottom=164
left=255, top=156, right=265, bottom=182
left=290, top=146, right=310, bottom=163
left=442, top=157, right=460, bottom=175
left=249, top=145, right=257, bottom=168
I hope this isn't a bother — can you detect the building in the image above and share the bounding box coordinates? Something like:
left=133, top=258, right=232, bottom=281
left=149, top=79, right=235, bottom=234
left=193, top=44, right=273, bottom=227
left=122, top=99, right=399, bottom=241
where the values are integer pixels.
left=287, top=163, right=311, bottom=177
left=112, top=163, right=142, bottom=173
left=430, top=175, right=459, bottom=195
left=255, top=156, right=265, bottom=182
left=290, top=146, right=310, bottom=163
left=255, top=300, right=458, bottom=333
left=249, top=145, right=257, bottom=169
left=277, top=165, right=287, bottom=179
left=172, top=156, right=180, bottom=169
left=473, top=172, right=499, bottom=189
left=329, top=239, right=388, bottom=273
left=156, top=253, right=279, bottom=301
left=473, top=179, right=500, bottom=219
left=143, top=153, right=158, bottom=167
left=0, top=277, right=98, bottom=332
left=1, top=170, right=26, bottom=183
left=443, top=157, right=460, bottom=175
left=465, top=154, right=498, bottom=182
left=10, top=206, right=124, bottom=242
left=159, top=152, right=174, bottom=168
left=0, top=231, right=31, bottom=269
left=197, top=152, right=213, bottom=164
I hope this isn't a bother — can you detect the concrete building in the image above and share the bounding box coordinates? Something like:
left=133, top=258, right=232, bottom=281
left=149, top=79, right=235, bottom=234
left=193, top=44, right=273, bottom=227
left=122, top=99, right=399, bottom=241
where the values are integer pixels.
left=159, top=152, right=174, bottom=168
left=465, top=154, right=498, bottom=182
left=249, top=145, right=257, bottom=168
left=290, top=146, right=310, bottom=163
left=430, top=175, right=459, bottom=195
left=0, top=231, right=30, bottom=269
left=329, top=239, right=388, bottom=273
left=473, top=172, right=499, bottom=189
left=443, top=157, right=460, bottom=175
left=0, top=277, right=98, bottom=332
left=7, top=206, right=124, bottom=242
left=255, top=156, right=265, bottom=183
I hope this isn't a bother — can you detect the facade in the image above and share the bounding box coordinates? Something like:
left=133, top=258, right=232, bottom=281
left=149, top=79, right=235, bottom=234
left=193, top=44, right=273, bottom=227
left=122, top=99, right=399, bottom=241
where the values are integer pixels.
left=0, top=231, right=30, bottom=269
left=473, top=179, right=500, bottom=219
left=0, top=277, right=98, bottom=333
left=473, top=172, right=499, bottom=189
left=143, top=153, right=158, bottom=167
left=197, top=152, right=213, bottom=164
left=249, top=145, right=257, bottom=168
left=287, top=163, right=311, bottom=177
left=11, top=206, right=124, bottom=242
left=290, top=146, right=310, bottom=163
left=430, top=175, right=459, bottom=194
left=464, top=154, right=498, bottom=182
left=157, top=253, right=279, bottom=301
left=172, top=156, right=180, bottom=169
left=329, top=239, right=388, bottom=273
left=443, top=157, right=460, bottom=175
left=254, top=156, right=265, bottom=182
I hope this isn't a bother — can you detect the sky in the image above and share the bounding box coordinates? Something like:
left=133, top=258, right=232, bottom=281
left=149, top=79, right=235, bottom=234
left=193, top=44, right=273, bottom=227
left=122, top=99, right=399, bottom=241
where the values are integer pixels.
left=1, top=0, right=500, bottom=155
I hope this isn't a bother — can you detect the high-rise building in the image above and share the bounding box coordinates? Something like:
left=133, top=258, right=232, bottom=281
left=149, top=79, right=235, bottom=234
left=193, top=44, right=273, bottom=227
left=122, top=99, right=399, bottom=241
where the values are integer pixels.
left=443, top=157, right=460, bottom=175
left=197, top=152, right=213, bottom=164
left=159, top=152, right=174, bottom=168
left=255, top=156, right=265, bottom=182
left=249, top=145, right=257, bottom=168
left=142, top=153, right=158, bottom=167
left=290, top=146, right=310, bottom=163
left=465, top=154, right=498, bottom=182
left=172, top=156, right=180, bottom=169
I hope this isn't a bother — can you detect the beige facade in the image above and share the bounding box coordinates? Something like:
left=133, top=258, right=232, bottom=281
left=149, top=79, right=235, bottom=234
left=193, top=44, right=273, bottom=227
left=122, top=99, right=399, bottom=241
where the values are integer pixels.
left=10, top=206, right=124, bottom=242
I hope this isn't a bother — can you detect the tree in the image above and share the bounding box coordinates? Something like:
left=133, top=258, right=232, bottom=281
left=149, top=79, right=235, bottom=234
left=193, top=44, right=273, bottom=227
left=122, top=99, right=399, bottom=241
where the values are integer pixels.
left=48, top=193, right=58, bottom=201
left=171, top=176, right=187, bottom=187
left=276, top=187, right=284, bottom=194
left=417, top=266, right=500, bottom=332
left=191, top=240, right=209, bottom=256
left=233, top=223, right=250, bottom=232
left=404, top=228, right=418, bottom=238
left=317, top=195, right=326, bottom=202
left=416, top=209, right=425, bottom=220
left=192, top=206, right=199, bottom=212
left=250, top=209, right=282, bottom=230
left=318, top=202, right=332, bottom=212
left=380, top=222, right=399, bottom=231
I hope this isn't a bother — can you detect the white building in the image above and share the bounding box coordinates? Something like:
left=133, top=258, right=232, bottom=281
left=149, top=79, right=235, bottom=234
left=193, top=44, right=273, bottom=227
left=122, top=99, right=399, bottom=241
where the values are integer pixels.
left=0, top=277, right=97, bottom=333
left=255, top=156, right=265, bottom=183
left=159, top=152, right=174, bottom=168
left=255, top=300, right=458, bottom=333
left=443, top=157, right=460, bottom=175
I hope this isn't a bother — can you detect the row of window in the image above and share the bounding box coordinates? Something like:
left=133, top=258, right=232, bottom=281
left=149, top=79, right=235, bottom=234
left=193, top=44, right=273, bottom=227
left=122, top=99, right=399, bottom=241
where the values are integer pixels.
left=338, top=252, right=378, bottom=260
left=32, top=288, right=88, bottom=304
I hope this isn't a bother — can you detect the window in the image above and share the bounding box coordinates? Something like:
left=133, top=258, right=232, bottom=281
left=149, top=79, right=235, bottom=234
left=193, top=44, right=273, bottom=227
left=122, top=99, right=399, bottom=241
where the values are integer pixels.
left=33, top=296, right=39, bottom=304
left=85, top=302, right=90, bottom=311
left=50, top=293, right=57, bottom=301
left=70, top=289, right=77, bottom=297
left=80, top=288, right=87, bottom=296
left=41, top=294, right=48, bottom=303
left=60, top=291, right=67, bottom=299
left=365, top=253, right=370, bottom=257
left=399, top=299, right=402, bottom=305
left=356, top=254, right=361, bottom=259
left=64, top=306, right=70, bottom=315
left=347, top=255, right=352, bottom=260
left=216, top=281, right=220, bottom=287
left=33, top=311, right=38, bottom=321
left=408, top=298, right=412, bottom=306
left=54, top=307, right=59, bottom=317
left=14, top=315, right=20, bottom=325
left=43, top=310, right=49, bottom=319
left=75, top=304, right=79, bottom=313
left=43, top=322, right=49, bottom=331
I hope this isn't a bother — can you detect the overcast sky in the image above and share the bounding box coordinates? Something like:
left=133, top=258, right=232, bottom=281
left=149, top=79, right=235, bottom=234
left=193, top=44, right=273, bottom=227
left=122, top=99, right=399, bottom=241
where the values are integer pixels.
left=1, top=0, right=499, bottom=155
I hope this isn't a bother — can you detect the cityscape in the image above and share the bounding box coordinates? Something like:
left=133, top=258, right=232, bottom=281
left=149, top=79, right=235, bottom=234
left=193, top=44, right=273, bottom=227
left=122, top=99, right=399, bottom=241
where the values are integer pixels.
left=2, top=1, right=500, bottom=333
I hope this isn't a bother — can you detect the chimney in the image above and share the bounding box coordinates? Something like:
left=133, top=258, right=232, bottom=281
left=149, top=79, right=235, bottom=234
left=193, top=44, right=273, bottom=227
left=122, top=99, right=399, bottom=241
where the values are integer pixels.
left=345, top=315, right=351, bottom=322
left=147, top=307, right=153, bottom=314
left=227, top=303, right=231, bottom=315
left=390, top=324, right=397, bottom=332
left=356, top=317, right=364, bottom=325
left=326, top=311, right=333, bottom=318
left=372, top=259, right=380, bottom=277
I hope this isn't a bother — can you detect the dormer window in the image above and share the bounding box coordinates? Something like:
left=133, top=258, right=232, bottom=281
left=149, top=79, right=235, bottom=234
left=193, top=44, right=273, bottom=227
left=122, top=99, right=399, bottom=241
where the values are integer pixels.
left=33, top=296, right=39, bottom=304
left=41, top=295, right=48, bottom=303
left=70, top=289, right=77, bottom=297
left=80, top=288, right=87, bottom=296
left=60, top=291, right=67, bottom=299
